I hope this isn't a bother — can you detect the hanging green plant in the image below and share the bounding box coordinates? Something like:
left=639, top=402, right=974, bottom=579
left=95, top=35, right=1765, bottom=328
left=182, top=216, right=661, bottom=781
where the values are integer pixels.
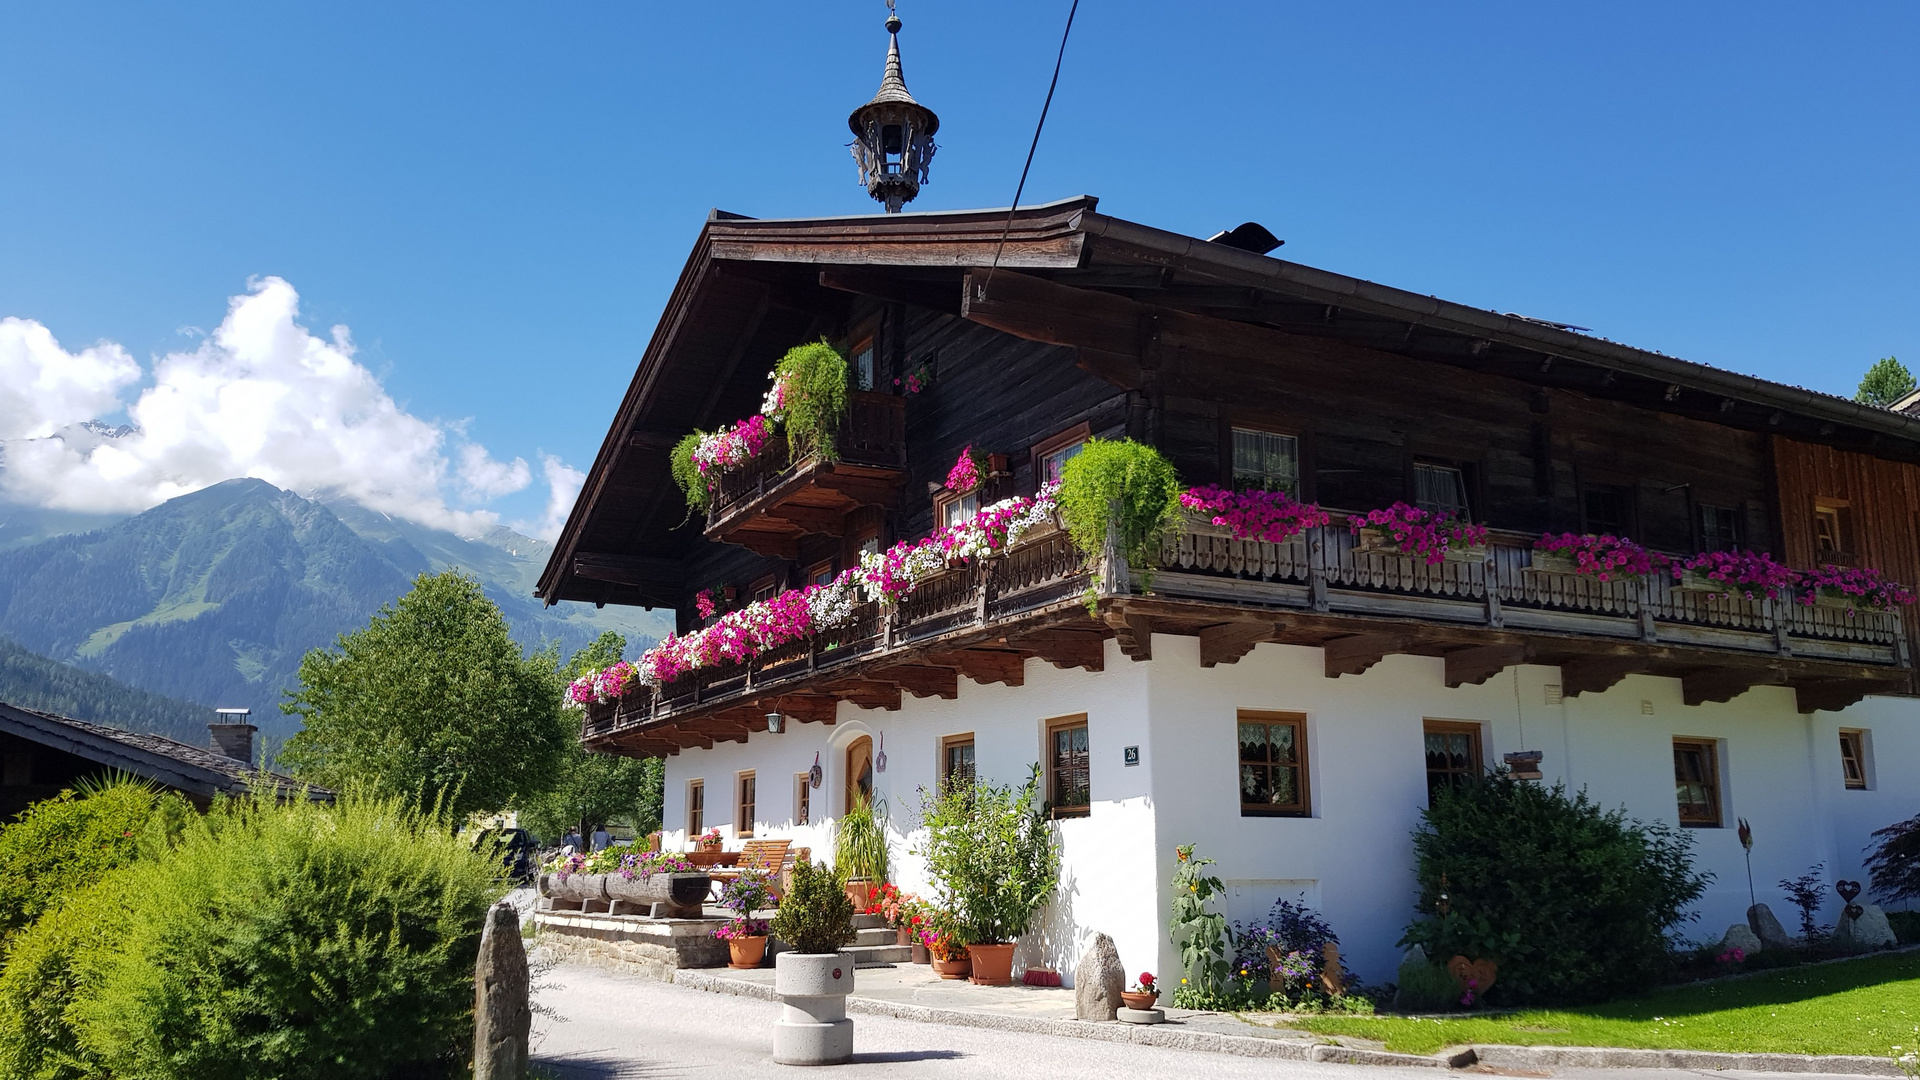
left=670, top=430, right=710, bottom=513
left=1055, top=438, right=1183, bottom=582
left=769, top=340, right=851, bottom=465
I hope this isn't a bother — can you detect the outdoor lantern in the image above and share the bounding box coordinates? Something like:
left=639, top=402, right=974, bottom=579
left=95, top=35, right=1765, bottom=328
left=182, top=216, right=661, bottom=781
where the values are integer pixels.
left=847, top=3, right=938, bottom=213
left=767, top=712, right=785, bottom=734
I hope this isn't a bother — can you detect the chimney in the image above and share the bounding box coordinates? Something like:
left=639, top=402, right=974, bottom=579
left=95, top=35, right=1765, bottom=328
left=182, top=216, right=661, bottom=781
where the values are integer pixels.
left=210, top=708, right=256, bottom=764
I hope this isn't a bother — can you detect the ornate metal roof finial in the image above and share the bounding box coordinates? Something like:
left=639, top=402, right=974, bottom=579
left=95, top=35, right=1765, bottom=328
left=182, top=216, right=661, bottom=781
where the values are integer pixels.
left=848, top=1, right=939, bottom=213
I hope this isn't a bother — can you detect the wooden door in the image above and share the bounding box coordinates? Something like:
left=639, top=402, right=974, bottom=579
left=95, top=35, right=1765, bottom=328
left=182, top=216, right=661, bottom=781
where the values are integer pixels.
left=845, top=736, right=874, bottom=815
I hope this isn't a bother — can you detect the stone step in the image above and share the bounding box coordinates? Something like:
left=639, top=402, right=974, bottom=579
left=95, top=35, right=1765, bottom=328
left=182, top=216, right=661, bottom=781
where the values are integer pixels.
left=852, top=926, right=901, bottom=947
left=847, top=943, right=911, bottom=967
left=851, top=913, right=887, bottom=930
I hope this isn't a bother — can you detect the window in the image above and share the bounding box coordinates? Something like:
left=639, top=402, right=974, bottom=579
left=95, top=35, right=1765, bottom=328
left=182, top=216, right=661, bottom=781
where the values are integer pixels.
left=1839, top=730, right=1869, bottom=790
left=1046, top=715, right=1090, bottom=817
left=1423, top=720, right=1482, bottom=807
left=941, top=733, right=976, bottom=790
left=1582, top=484, right=1633, bottom=536
left=750, top=576, right=776, bottom=604
left=1814, top=501, right=1853, bottom=557
left=794, top=773, right=811, bottom=825
left=1232, top=427, right=1300, bottom=495
left=853, top=531, right=882, bottom=559
left=808, top=560, right=838, bottom=587
left=1414, top=462, right=1471, bottom=519
left=687, top=780, right=705, bottom=837
left=736, top=772, right=756, bottom=838
left=1698, top=503, right=1742, bottom=552
left=1033, top=423, right=1091, bottom=487
left=852, top=337, right=876, bottom=392
left=936, top=489, right=980, bottom=529
left=1238, top=710, right=1310, bottom=816
left=1672, top=739, right=1721, bottom=827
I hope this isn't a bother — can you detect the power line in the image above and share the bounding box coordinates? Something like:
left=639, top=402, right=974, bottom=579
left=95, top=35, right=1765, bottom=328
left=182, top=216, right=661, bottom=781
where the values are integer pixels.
left=983, top=0, right=1081, bottom=291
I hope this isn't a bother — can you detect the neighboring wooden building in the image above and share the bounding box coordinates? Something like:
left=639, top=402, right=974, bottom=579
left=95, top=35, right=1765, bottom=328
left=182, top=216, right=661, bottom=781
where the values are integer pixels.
left=0, top=701, right=328, bottom=818
left=540, top=198, right=1920, bottom=982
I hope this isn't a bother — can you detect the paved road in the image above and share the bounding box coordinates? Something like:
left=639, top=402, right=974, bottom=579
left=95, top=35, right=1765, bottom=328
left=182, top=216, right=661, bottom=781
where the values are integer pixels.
left=531, top=963, right=1875, bottom=1080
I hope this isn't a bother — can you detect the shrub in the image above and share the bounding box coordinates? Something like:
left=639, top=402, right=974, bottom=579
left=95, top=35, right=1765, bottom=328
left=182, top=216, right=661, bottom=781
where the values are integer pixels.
left=670, top=430, right=710, bottom=513
left=1055, top=438, right=1182, bottom=581
left=1230, top=896, right=1341, bottom=992
left=1865, top=812, right=1920, bottom=905
left=833, top=793, right=888, bottom=883
left=771, top=860, right=855, bottom=955
left=1402, top=773, right=1709, bottom=1004
left=0, top=777, right=192, bottom=956
left=914, top=765, right=1059, bottom=945
left=0, top=872, right=131, bottom=1078
left=1887, top=910, right=1919, bottom=946
left=5, top=794, right=504, bottom=1080
left=770, top=340, right=850, bottom=464
left=1393, top=956, right=1461, bottom=1013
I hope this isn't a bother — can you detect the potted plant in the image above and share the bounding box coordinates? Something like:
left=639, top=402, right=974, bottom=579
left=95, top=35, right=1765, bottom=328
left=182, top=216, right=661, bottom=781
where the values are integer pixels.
left=1120, top=972, right=1159, bottom=1011
left=714, top=868, right=775, bottom=969
left=864, top=883, right=919, bottom=945
left=913, top=764, right=1060, bottom=988
left=835, top=793, right=888, bottom=910
left=698, top=826, right=724, bottom=852
left=768, top=860, right=858, bottom=1066
left=1350, top=503, right=1489, bottom=564
left=925, top=910, right=972, bottom=980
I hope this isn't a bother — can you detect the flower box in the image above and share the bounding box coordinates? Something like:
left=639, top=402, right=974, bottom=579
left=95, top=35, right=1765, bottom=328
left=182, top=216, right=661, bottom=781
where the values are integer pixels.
left=686, top=851, right=739, bottom=868
left=1526, top=550, right=1578, bottom=576
left=1354, top=529, right=1487, bottom=564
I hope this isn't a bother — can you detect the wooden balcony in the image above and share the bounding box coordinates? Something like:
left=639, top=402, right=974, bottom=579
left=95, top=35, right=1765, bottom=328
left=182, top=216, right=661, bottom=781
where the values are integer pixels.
left=704, top=391, right=907, bottom=558
left=585, top=521, right=1912, bottom=755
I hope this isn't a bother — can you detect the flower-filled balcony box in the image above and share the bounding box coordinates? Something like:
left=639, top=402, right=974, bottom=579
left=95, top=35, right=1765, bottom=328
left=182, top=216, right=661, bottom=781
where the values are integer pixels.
left=1349, top=504, right=1490, bottom=565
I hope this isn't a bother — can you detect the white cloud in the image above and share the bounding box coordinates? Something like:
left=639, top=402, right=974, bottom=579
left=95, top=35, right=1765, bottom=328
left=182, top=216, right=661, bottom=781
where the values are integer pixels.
left=516, top=454, right=586, bottom=543
left=0, top=277, right=578, bottom=539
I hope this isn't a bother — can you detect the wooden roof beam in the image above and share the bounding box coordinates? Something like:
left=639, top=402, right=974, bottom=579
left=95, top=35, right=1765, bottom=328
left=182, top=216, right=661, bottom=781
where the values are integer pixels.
left=1008, top=629, right=1106, bottom=672
left=1324, top=633, right=1411, bottom=678
left=869, top=664, right=960, bottom=700
left=1198, top=620, right=1282, bottom=668
left=1444, top=642, right=1533, bottom=688
left=924, top=648, right=1026, bottom=687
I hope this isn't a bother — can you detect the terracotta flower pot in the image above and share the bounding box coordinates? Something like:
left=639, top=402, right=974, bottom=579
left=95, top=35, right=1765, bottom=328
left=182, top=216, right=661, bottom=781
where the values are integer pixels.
left=911, top=942, right=931, bottom=965
left=843, top=878, right=875, bottom=911
left=1120, top=990, right=1159, bottom=1011
left=931, top=956, right=971, bottom=980
left=728, top=935, right=768, bottom=969
left=967, top=942, right=1015, bottom=986
left=895, top=925, right=911, bottom=946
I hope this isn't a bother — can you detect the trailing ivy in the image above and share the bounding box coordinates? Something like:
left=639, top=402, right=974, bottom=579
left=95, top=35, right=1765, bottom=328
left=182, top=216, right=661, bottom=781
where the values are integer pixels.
left=670, top=430, right=709, bottom=513
left=1055, top=438, right=1183, bottom=583
left=771, top=340, right=850, bottom=465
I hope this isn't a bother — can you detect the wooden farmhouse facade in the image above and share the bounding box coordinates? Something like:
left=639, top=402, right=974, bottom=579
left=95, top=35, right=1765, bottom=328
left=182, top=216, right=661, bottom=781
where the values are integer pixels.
left=539, top=197, right=1920, bottom=982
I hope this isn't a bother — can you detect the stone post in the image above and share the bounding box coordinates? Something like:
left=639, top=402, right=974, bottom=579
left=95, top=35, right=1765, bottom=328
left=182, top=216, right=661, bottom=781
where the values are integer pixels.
left=474, top=901, right=531, bottom=1080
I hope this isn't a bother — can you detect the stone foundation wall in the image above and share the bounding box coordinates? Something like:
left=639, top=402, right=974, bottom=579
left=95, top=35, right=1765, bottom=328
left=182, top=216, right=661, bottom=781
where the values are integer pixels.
left=531, top=911, right=730, bottom=978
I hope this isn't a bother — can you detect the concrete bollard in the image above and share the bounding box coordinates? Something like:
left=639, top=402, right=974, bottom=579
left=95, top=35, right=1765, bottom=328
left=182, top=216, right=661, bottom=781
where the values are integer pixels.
left=474, top=901, right=531, bottom=1080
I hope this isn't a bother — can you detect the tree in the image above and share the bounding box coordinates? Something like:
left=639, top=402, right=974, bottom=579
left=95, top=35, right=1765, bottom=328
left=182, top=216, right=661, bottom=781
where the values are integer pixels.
left=280, top=571, right=568, bottom=822
left=515, top=631, right=664, bottom=843
left=1856, top=356, right=1914, bottom=408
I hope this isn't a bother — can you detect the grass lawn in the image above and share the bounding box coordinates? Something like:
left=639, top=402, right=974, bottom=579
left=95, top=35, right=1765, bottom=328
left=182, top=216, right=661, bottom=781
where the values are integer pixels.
left=1292, top=951, right=1920, bottom=1057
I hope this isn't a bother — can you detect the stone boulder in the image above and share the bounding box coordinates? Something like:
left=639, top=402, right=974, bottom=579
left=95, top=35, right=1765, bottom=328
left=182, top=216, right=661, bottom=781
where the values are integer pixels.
left=474, top=902, right=531, bottom=1080
left=1719, top=923, right=1763, bottom=956
left=1074, top=933, right=1126, bottom=1021
left=1834, top=904, right=1898, bottom=953
left=1747, top=903, right=1794, bottom=951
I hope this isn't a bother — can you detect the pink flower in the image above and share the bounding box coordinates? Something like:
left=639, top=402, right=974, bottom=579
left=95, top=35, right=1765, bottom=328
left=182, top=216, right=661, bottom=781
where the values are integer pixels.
left=1349, top=502, right=1488, bottom=564
left=1180, top=485, right=1329, bottom=543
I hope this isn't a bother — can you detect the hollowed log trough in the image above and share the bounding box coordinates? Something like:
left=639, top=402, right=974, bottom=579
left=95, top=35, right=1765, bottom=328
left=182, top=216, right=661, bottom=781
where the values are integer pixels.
left=540, top=871, right=711, bottom=918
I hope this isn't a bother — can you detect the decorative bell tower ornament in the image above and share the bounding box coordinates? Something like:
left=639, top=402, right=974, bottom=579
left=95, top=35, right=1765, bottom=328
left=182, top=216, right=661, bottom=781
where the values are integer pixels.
left=848, top=2, right=938, bottom=212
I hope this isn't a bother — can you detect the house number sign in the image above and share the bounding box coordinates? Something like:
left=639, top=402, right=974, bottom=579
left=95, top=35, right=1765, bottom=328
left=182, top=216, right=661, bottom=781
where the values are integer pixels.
left=1123, top=746, right=1140, bottom=767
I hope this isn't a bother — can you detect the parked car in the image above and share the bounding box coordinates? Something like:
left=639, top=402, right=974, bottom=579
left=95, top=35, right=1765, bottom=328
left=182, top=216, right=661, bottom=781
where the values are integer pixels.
left=472, top=827, right=541, bottom=885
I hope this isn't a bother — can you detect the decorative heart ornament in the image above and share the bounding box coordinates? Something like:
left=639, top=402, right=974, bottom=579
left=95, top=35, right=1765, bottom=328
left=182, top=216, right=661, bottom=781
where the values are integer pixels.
left=1447, top=955, right=1498, bottom=995
left=1836, top=880, right=1862, bottom=903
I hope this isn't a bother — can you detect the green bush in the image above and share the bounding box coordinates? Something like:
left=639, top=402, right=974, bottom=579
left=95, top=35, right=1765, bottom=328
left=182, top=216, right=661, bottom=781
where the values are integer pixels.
left=0, top=778, right=191, bottom=955
left=1866, top=812, right=1920, bottom=905
left=670, top=430, right=710, bottom=513
left=771, top=340, right=850, bottom=464
left=1054, top=438, right=1182, bottom=582
left=1889, top=910, right=1919, bottom=946
left=0, top=794, right=504, bottom=1080
left=913, top=765, right=1059, bottom=945
left=1393, top=956, right=1460, bottom=1013
left=770, top=860, right=855, bottom=955
left=1402, top=773, right=1709, bottom=1004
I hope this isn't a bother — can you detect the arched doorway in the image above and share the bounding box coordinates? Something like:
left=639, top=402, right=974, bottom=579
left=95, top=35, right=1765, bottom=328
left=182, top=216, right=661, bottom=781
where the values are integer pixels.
left=845, top=735, right=874, bottom=815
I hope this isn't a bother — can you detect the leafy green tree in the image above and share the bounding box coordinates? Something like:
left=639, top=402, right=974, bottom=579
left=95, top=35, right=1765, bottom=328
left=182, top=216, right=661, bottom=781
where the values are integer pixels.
left=280, top=571, right=568, bottom=821
left=1856, top=356, right=1914, bottom=407
left=515, top=631, right=664, bottom=842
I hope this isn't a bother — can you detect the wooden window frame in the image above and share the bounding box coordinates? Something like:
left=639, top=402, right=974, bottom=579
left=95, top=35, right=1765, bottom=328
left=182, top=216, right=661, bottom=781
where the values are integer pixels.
left=736, top=771, right=756, bottom=838
left=849, top=329, right=878, bottom=393
left=687, top=779, right=705, bottom=838
left=1578, top=481, right=1638, bottom=538
left=1032, top=422, right=1092, bottom=488
left=749, top=575, right=777, bottom=604
left=1672, top=738, right=1722, bottom=828
left=1695, top=500, right=1743, bottom=553
left=1228, top=424, right=1303, bottom=496
left=806, top=559, right=838, bottom=587
left=933, top=488, right=981, bottom=530
left=940, top=732, right=976, bottom=790
left=1044, top=714, right=1091, bottom=819
left=1422, top=719, right=1483, bottom=807
left=794, top=772, right=811, bottom=825
left=1813, top=499, right=1856, bottom=562
left=1411, top=458, right=1476, bottom=521
left=1839, top=729, right=1869, bottom=790
left=1237, top=709, right=1311, bottom=817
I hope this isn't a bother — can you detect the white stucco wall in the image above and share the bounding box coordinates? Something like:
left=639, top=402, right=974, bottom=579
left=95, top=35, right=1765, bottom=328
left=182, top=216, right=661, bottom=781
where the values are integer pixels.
left=659, top=633, right=1920, bottom=987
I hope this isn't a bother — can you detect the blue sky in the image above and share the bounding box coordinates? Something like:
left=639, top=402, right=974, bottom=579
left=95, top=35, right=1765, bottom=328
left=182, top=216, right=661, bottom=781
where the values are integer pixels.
left=2, top=2, right=1915, bottom=535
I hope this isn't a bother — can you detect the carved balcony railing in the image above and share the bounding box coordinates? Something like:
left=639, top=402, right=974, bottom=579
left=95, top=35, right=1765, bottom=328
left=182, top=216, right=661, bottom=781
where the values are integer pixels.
left=703, top=392, right=907, bottom=557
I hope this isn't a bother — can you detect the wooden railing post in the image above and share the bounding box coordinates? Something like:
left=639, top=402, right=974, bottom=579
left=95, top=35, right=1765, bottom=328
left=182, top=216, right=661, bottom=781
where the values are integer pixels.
left=1097, top=498, right=1131, bottom=597
left=1308, top=526, right=1329, bottom=613
left=1768, top=597, right=1793, bottom=656
left=1637, top=578, right=1658, bottom=642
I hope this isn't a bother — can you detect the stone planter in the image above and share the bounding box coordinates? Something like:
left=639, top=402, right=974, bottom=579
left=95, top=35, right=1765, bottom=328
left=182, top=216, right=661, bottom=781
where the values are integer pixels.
left=728, top=935, right=768, bottom=969
left=603, top=872, right=712, bottom=918
left=773, top=951, right=855, bottom=1066
left=931, top=954, right=970, bottom=980
left=967, top=942, right=1015, bottom=986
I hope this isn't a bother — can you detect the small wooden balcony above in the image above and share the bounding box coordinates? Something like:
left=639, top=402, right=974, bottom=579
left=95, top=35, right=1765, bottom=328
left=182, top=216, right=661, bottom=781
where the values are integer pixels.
left=704, top=391, right=907, bottom=558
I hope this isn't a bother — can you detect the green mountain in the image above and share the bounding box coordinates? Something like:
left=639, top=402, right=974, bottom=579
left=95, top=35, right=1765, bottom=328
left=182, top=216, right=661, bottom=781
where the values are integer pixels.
left=0, top=636, right=214, bottom=745
left=0, top=479, right=662, bottom=736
